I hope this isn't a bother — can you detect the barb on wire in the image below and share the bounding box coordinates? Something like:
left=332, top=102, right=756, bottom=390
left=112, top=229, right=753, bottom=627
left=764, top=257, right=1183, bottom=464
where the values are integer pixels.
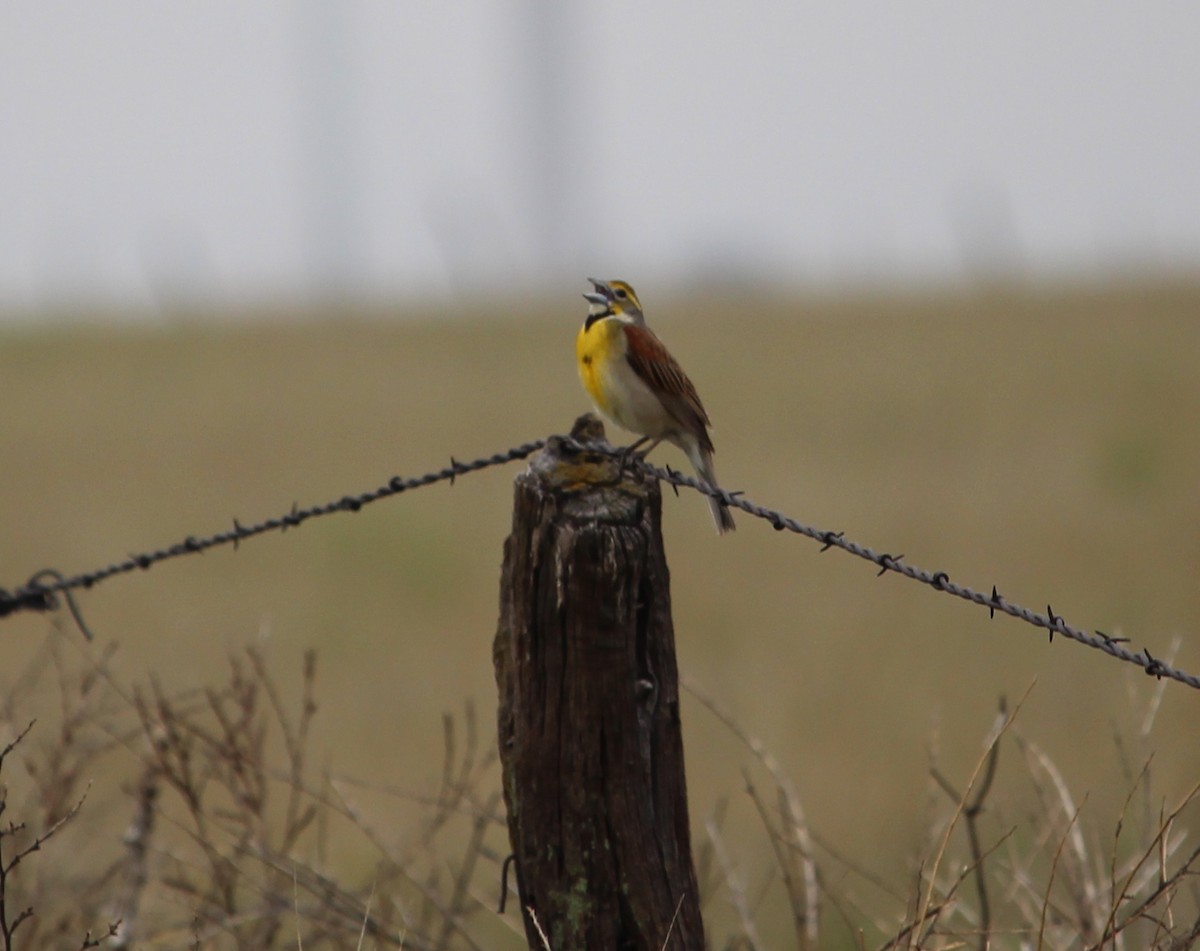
left=0, top=440, right=546, bottom=624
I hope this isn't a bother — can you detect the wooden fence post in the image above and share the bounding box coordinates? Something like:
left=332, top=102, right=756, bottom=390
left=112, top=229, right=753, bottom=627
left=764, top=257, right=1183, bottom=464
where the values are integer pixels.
left=493, top=415, right=705, bottom=950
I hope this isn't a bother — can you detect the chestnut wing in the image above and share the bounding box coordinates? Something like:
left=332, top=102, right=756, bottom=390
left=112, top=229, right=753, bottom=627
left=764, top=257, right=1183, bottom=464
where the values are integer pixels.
left=623, top=324, right=716, bottom=451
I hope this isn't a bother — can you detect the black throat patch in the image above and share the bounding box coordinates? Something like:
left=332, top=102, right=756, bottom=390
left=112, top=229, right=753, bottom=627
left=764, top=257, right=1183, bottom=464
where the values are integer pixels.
left=583, top=310, right=610, bottom=331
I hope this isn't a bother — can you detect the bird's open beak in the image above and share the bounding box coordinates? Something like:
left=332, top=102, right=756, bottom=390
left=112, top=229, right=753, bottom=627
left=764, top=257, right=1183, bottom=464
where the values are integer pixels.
left=583, top=278, right=613, bottom=305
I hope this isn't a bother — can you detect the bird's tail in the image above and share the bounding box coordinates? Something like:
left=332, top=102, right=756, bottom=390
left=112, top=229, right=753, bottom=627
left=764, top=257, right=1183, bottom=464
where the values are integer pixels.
left=686, top=443, right=736, bottom=535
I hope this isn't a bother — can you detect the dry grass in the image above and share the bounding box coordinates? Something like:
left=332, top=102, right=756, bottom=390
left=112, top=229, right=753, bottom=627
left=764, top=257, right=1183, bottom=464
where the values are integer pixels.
left=2, top=281, right=1200, bottom=946
left=0, top=636, right=515, bottom=949
left=2, top=629, right=1197, bottom=949
left=689, top=670, right=1200, bottom=949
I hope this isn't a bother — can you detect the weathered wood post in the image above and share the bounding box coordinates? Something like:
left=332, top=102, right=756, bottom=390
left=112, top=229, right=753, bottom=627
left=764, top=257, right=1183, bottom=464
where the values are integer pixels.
left=493, top=415, right=705, bottom=950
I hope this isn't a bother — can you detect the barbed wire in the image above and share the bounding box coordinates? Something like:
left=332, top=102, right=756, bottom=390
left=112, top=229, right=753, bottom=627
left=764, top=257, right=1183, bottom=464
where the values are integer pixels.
left=636, top=456, right=1200, bottom=691
left=0, top=432, right=1196, bottom=692
left=0, top=440, right=547, bottom=626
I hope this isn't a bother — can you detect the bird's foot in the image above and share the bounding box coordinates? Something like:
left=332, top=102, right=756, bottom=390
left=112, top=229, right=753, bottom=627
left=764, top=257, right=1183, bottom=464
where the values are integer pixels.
left=615, top=444, right=640, bottom=473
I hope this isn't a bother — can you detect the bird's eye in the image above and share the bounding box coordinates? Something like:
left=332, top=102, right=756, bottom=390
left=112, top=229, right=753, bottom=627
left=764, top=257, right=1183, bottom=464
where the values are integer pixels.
left=615, top=288, right=627, bottom=299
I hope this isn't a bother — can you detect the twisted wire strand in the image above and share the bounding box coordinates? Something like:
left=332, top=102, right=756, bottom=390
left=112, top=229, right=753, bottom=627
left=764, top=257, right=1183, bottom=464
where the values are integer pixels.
left=0, top=433, right=1196, bottom=693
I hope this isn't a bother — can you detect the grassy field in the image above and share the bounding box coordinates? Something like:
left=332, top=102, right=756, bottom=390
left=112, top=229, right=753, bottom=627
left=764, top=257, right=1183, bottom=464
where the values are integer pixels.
left=1, top=281, right=1199, bottom=947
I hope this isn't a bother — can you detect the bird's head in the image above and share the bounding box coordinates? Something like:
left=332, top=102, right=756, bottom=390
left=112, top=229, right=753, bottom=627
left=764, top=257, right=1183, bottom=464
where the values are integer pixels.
left=583, top=278, right=644, bottom=324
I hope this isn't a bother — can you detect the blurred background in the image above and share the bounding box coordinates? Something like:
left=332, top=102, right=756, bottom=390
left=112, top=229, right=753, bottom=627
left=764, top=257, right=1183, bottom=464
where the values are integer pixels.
left=2, top=4, right=1199, bottom=947
left=2, top=3, right=1198, bottom=313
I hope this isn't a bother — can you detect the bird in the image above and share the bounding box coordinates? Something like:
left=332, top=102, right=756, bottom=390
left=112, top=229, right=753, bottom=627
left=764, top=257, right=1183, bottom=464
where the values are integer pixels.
left=576, top=278, right=735, bottom=534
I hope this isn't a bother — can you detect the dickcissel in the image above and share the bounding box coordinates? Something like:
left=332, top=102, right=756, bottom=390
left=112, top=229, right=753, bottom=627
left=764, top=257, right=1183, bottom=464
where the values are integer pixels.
left=576, top=278, right=735, bottom=534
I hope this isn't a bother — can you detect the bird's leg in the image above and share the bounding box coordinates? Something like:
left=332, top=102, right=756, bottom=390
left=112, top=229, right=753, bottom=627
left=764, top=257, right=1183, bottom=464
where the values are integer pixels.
left=617, top=436, right=662, bottom=472
left=633, top=437, right=663, bottom=460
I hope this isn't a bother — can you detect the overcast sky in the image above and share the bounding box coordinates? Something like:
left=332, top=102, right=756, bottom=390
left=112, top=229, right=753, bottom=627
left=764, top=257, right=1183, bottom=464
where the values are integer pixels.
left=2, top=3, right=1197, bottom=314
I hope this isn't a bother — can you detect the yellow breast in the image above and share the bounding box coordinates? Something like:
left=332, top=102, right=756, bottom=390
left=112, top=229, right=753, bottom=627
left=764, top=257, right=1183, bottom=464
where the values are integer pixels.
left=576, top=316, right=624, bottom=416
